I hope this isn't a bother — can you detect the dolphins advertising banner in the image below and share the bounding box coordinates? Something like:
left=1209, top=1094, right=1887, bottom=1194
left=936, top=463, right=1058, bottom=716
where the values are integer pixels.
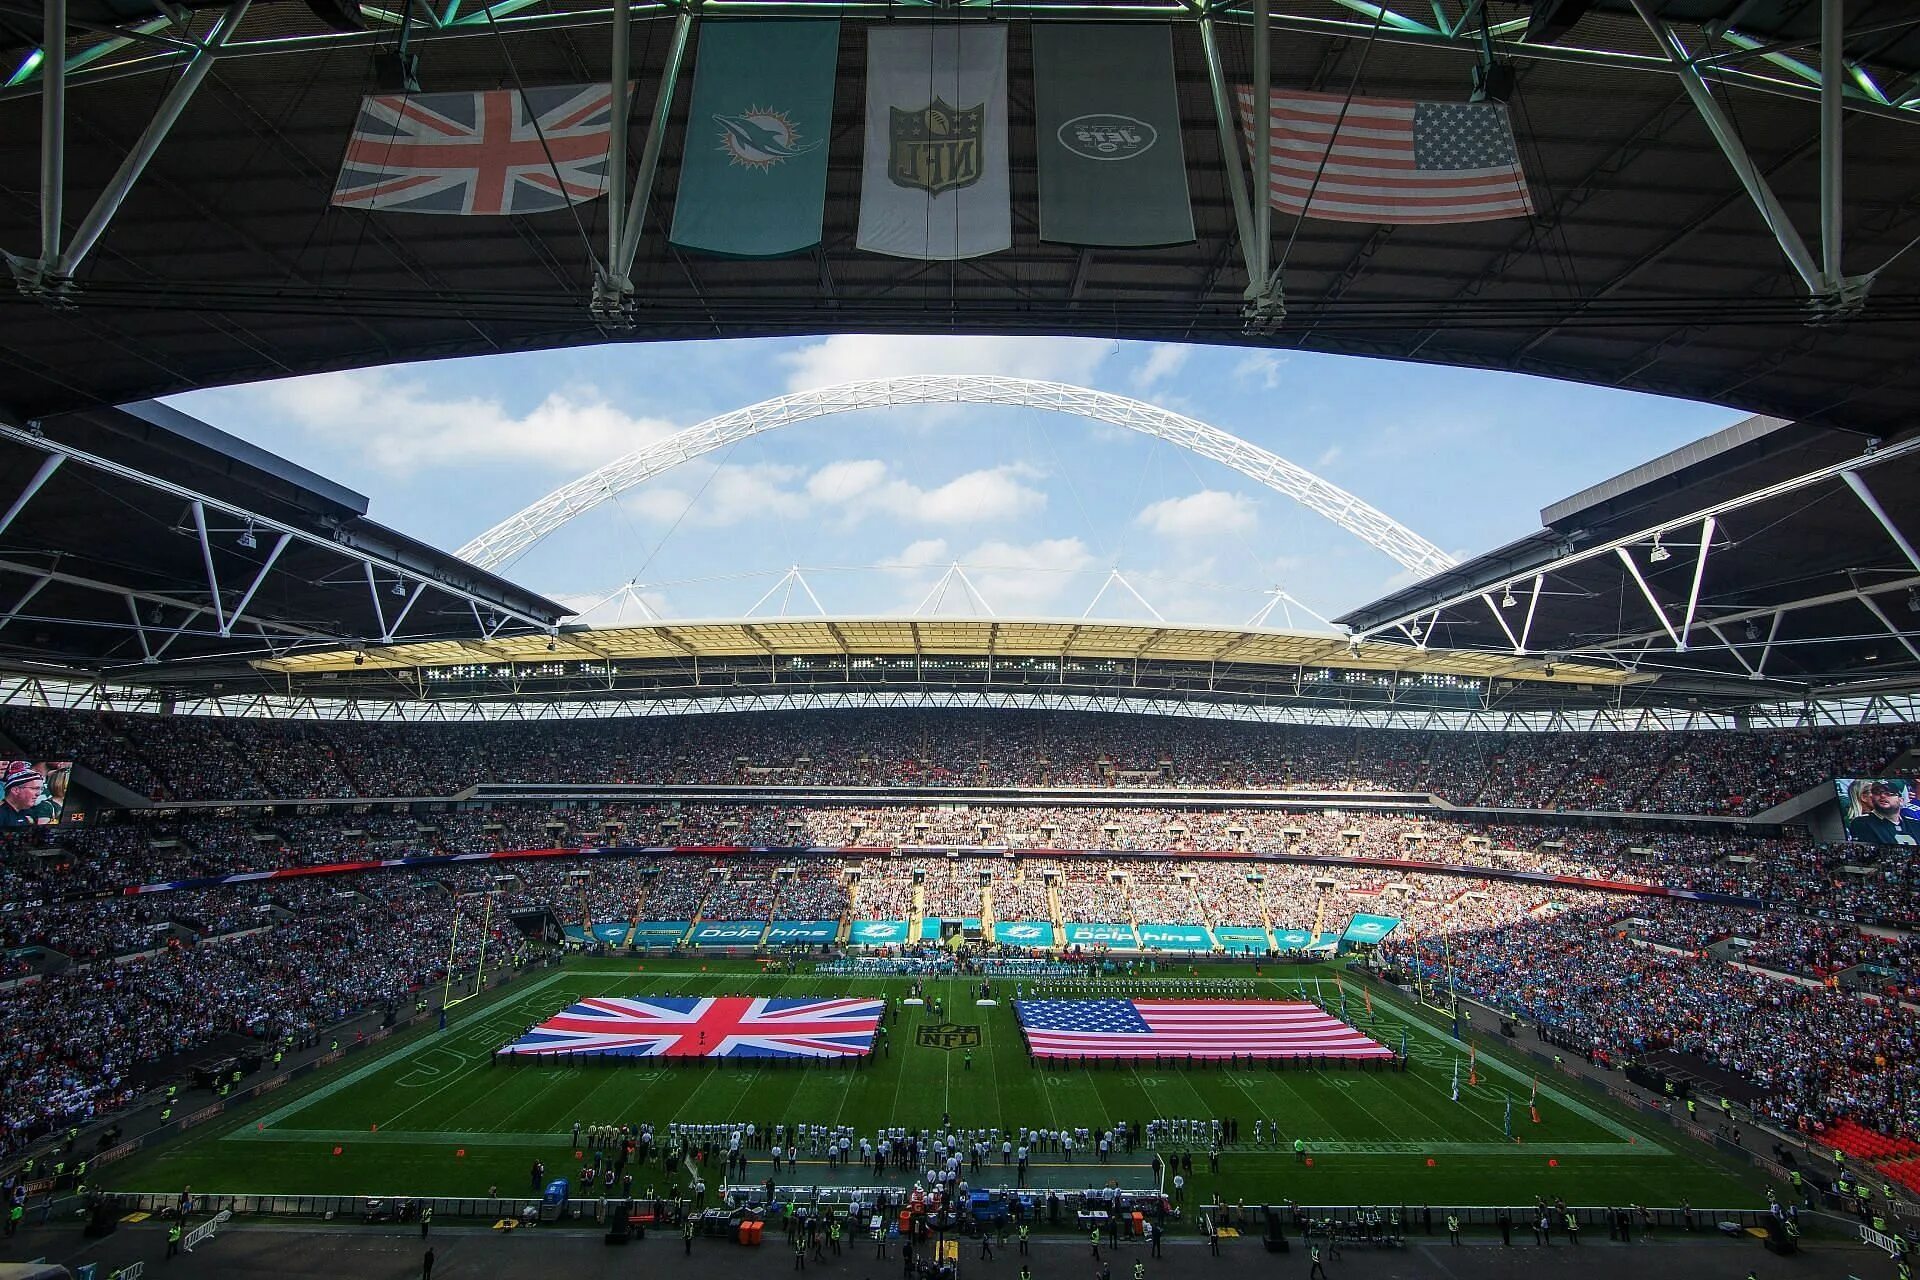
left=565, top=923, right=636, bottom=946
left=849, top=920, right=909, bottom=946
left=630, top=921, right=692, bottom=945
left=1342, top=913, right=1403, bottom=945
left=1213, top=927, right=1274, bottom=954
left=669, top=20, right=840, bottom=257
left=992, top=920, right=1056, bottom=947
left=1136, top=923, right=1212, bottom=951
left=690, top=920, right=769, bottom=947
left=1271, top=929, right=1341, bottom=953
left=765, top=919, right=838, bottom=945
left=1064, top=922, right=1139, bottom=947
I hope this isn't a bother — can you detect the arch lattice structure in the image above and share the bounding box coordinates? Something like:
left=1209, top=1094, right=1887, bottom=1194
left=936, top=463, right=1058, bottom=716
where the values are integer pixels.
left=457, top=375, right=1456, bottom=580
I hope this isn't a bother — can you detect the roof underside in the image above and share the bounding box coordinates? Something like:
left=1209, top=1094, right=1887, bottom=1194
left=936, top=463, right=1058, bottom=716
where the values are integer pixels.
left=1336, top=412, right=1920, bottom=701
left=2, top=2, right=1920, bottom=429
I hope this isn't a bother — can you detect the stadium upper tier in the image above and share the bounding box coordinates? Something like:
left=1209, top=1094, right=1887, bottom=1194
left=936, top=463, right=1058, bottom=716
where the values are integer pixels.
left=3, top=705, right=1909, bottom=818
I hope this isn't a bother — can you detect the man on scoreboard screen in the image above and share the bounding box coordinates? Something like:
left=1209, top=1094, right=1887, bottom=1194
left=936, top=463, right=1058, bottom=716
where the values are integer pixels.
left=1846, top=779, right=1920, bottom=846
left=0, top=761, right=58, bottom=828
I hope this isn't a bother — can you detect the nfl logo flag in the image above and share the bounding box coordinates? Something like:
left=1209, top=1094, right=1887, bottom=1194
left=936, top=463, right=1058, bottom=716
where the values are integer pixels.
left=333, top=84, right=617, bottom=215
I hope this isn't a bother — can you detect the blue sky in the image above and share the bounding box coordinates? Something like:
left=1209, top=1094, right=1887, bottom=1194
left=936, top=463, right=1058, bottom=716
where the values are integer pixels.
left=170, top=336, right=1737, bottom=628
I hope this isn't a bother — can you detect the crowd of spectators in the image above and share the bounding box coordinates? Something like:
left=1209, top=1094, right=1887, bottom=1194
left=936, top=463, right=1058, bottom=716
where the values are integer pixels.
left=6, top=706, right=1908, bottom=817
left=12, top=799, right=1912, bottom=928
left=0, top=872, right=518, bottom=1162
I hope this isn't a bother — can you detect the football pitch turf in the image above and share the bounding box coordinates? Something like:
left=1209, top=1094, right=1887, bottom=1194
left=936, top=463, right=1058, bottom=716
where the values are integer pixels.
left=108, top=958, right=1762, bottom=1210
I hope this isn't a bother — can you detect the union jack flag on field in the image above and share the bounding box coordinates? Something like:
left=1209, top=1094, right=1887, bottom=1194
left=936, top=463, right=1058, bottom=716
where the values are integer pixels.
left=498, top=995, right=883, bottom=1060
left=332, top=83, right=617, bottom=215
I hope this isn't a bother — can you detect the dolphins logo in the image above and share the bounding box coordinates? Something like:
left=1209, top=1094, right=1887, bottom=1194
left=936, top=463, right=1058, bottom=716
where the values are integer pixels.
left=716, top=108, right=823, bottom=170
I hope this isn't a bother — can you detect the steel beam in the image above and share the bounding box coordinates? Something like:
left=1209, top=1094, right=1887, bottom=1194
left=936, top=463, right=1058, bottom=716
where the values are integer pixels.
left=190, top=499, right=226, bottom=633
left=1843, top=469, right=1920, bottom=574
left=1197, top=13, right=1259, bottom=297
left=1250, top=0, right=1271, bottom=296
left=605, top=6, right=693, bottom=302
left=605, top=0, right=630, bottom=283
left=0, top=453, right=61, bottom=539
left=1631, top=0, right=1823, bottom=295
left=39, top=0, right=65, bottom=271
left=221, top=530, right=289, bottom=637
left=53, top=0, right=248, bottom=282
left=1820, top=0, right=1844, bottom=287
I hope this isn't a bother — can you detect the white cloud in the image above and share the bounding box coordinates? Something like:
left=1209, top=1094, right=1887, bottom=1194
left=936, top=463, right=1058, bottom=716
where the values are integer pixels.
left=242, top=368, right=679, bottom=472
left=1315, top=445, right=1343, bottom=470
left=620, top=463, right=809, bottom=528
left=805, top=459, right=1046, bottom=525
left=1232, top=351, right=1286, bottom=389
left=781, top=334, right=1113, bottom=392
left=1136, top=490, right=1258, bottom=540
left=1131, top=343, right=1192, bottom=390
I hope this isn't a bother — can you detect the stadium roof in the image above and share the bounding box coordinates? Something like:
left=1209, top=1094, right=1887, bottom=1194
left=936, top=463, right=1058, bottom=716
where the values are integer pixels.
left=0, top=399, right=569, bottom=675
left=3, top=2, right=1920, bottom=432
left=1336, top=410, right=1920, bottom=706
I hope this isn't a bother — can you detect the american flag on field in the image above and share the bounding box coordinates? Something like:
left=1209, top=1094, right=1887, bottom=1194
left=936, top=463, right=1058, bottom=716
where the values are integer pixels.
left=1014, top=999, right=1394, bottom=1060
left=1233, top=88, right=1533, bottom=225
left=498, top=995, right=882, bottom=1060
left=332, top=83, right=616, bottom=216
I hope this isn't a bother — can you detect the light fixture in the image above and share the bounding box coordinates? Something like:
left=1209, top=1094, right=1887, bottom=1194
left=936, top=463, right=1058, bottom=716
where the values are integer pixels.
left=236, top=521, right=257, bottom=550
left=1744, top=620, right=1760, bottom=641
left=1909, top=588, right=1919, bottom=615
left=1648, top=536, right=1670, bottom=563
left=546, top=639, right=557, bottom=652
left=353, top=651, right=366, bottom=666
left=391, top=580, right=407, bottom=598
left=1500, top=588, right=1516, bottom=609
left=1407, top=623, right=1422, bottom=640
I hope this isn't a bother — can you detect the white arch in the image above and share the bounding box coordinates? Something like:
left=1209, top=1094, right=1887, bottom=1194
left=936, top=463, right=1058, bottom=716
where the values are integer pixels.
left=457, top=375, right=1456, bottom=579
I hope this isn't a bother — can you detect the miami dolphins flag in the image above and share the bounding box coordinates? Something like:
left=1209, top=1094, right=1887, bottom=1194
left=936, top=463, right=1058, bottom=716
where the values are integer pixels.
left=857, top=25, right=1009, bottom=260
left=1031, top=24, right=1192, bottom=247
left=669, top=20, right=839, bottom=257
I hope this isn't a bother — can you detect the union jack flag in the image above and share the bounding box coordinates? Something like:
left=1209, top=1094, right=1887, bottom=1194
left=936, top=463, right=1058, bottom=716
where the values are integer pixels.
left=332, top=83, right=616, bottom=216
left=498, top=995, right=883, bottom=1060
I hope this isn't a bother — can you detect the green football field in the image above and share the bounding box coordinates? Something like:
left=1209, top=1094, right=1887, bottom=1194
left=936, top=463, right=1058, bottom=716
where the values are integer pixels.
left=107, top=958, right=1762, bottom=1211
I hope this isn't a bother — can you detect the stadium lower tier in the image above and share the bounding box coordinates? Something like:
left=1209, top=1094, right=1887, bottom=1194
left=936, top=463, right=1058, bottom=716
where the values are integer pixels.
left=1, top=849, right=1916, bottom=1173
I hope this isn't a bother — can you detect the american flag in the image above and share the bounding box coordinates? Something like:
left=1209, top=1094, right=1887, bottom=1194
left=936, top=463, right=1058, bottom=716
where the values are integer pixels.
left=498, top=995, right=882, bottom=1060
left=1234, top=88, right=1533, bottom=225
left=1015, top=999, right=1394, bottom=1060
left=332, top=84, right=616, bottom=216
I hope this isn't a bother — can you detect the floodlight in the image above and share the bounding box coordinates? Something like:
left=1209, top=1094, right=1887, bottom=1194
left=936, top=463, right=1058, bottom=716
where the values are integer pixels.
left=236, top=522, right=257, bottom=550
left=1648, top=536, right=1670, bottom=563
left=1500, top=588, right=1516, bottom=609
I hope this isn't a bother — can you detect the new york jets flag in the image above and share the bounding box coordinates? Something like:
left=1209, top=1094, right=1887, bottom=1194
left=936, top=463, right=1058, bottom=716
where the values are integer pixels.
left=856, top=25, right=1009, bottom=260
left=669, top=20, right=840, bottom=257
left=1032, top=24, right=1192, bottom=247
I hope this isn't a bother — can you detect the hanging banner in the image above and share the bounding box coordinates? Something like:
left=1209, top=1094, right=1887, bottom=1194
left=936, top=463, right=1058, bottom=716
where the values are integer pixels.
left=669, top=20, right=840, bottom=257
left=857, top=25, right=1010, bottom=260
left=1031, top=24, right=1193, bottom=247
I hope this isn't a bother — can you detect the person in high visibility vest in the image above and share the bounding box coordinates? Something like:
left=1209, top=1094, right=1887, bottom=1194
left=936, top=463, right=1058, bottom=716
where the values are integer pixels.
left=167, top=1223, right=183, bottom=1257
left=1447, top=1214, right=1461, bottom=1245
